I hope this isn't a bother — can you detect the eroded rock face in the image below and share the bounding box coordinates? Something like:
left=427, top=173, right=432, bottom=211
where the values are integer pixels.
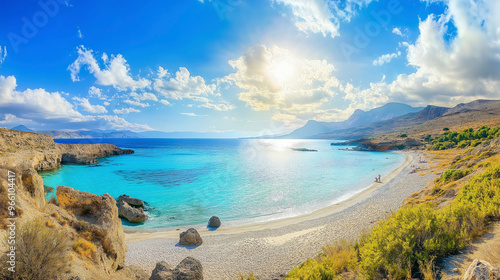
left=208, top=216, right=221, bottom=227
left=57, top=186, right=127, bottom=271
left=21, top=169, right=45, bottom=209
left=119, top=194, right=145, bottom=207
left=118, top=200, right=148, bottom=223
left=461, top=259, right=500, bottom=280
left=149, top=257, right=203, bottom=280
left=179, top=228, right=203, bottom=246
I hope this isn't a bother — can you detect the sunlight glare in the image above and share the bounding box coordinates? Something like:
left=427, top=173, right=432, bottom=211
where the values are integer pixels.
left=269, top=60, right=295, bottom=83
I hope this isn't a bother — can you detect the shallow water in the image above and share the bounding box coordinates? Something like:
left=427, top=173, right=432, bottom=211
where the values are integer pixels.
left=40, top=138, right=405, bottom=229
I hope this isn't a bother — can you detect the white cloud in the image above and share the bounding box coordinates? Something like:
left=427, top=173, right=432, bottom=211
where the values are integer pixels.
left=95, top=115, right=152, bottom=131
left=372, top=51, right=401, bottom=66
left=88, top=86, right=108, bottom=100
left=154, top=67, right=215, bottom=99
left=0, top=75, right=86, bottom=121
left=73, top=97, right=108, bottom=114
left=358, top=0, right=500, bottom=107
left=0, top=46, right=7, bottom=65
left=0, top=75, right=152, bottom=132
left=181, top=112, right=207, bottom=117
left=130, top=92, right=158, bottom=101
left=222, top=45, right=339, bottom=117
left=159, top=99, right=170, bottom=105
left=113, top=107, right=141, bottom=114
left=273, top=0, right=374, bottom=38
left=0, top=114, right=32, bottom=125
left=392, top=27, right=403, bottom=36
left=154, top=66, right=233, bottom=110
left=124, top=99, right=150, bottom=107
left=77, top=26, right=83, bottom=39
left=68, top=46, right=151, bottom=91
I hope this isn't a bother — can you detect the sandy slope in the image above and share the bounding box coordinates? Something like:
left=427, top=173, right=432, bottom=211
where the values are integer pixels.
left=125, top=151, right=436, bottom=279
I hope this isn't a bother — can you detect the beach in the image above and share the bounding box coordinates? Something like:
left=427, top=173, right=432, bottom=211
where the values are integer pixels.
left=125, top=150, right=436, bottom=279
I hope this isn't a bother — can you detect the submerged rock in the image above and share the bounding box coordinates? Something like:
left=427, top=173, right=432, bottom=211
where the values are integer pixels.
left=118, top=200, right=148, bottom=223
left=150, top=257, right=203, bottom=280
left=208, top=216, right=221, bottom=228
left=118, top=194, right=145, bottom=207
left=179, top=228, right=203, bottom=246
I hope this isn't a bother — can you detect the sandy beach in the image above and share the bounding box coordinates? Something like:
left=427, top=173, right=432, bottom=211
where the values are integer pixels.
left=125, top=151, right=436, bottom=279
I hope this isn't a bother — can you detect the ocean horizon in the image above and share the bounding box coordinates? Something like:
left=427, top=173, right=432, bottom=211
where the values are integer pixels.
left=41, top=138, right=406, bottom=229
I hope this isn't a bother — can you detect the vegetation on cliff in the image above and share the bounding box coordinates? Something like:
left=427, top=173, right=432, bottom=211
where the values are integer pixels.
left=429, top=126, right=500, bottom=150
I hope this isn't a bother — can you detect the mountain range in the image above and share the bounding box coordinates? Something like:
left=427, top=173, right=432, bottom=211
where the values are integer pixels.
left=6, top=99, right=500, bottom=139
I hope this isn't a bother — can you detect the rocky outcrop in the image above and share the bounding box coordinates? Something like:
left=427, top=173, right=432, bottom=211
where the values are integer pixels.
left=21, top=169, right=46, bottom=209
left=0, top=128, right=134, bottom=171
left=150, top=257, right=203, bottom=280
left=179, top=228, right=203, bottom=246
left=461, top=259, right=499, bottom=280
left=208, top=216, right=221, bottom=227
left=57, top=186, right=127, bottom=272
left=118, top=200, right=148, bottom=223
left=119, top=194, right=145, bottom=207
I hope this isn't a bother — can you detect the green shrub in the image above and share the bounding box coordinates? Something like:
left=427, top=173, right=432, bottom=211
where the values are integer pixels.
left=437, top=169, right=470, bottom=184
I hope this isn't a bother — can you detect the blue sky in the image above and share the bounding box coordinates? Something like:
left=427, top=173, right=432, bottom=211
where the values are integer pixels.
left=0, top=0, right=499, bottom=135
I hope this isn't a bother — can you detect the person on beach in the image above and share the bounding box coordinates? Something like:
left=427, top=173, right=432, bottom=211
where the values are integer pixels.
left=375, top=177, right=378, bottom=182
left=378, top=175, right=381, bottom=182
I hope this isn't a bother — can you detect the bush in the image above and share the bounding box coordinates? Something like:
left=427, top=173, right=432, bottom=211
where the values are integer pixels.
left=287, top=240, right=358, bottom=279
left=0, top=217, right=70, bottom=280
left=73, top=237, right=97, bottom=259
left=437, top=169, right=470, bottom=184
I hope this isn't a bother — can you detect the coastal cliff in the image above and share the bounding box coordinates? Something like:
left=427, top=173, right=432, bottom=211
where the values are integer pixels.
left=0, top=128, right=146, bottom=280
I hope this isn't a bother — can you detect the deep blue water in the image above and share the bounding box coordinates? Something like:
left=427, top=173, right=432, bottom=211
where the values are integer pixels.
left=40, top=138, right=405, bottom=229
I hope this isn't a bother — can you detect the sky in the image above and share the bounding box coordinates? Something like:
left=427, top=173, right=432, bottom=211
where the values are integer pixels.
left=0, top=0, right=499, bottom=136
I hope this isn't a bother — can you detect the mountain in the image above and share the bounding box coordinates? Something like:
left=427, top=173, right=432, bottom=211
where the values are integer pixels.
left=10, top=125, right=34, bottom=132
left=318, top=105, right=449, bottom=139
left=283, top=102, right=424, bottom=138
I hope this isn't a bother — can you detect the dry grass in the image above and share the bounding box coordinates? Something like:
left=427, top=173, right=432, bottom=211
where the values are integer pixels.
left=0, top=217, right=70, bottom=280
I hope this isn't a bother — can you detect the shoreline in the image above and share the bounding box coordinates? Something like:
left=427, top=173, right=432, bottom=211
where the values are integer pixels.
left=125, top=150, right=436, bottom=279
left=124, top=151, right=412, bottom=241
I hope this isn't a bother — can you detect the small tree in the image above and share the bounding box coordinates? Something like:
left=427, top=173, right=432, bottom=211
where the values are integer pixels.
left=443, top=127, right=449, bottom=131
left=1, top=217, right=70, bottom=280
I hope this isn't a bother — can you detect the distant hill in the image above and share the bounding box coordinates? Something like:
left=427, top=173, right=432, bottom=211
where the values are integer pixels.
left=10, top=125, right=34, bottom=132
left=283, top=102, right=424, bottom=138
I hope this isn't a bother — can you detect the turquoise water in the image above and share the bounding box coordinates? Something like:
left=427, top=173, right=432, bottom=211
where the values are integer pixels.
left=40, top=139, right=405, bottom=229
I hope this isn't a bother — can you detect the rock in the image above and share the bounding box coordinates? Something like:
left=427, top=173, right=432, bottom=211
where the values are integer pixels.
left=118, top=200, right=148, bottom=223
left=149, top=257, right=203, bottom=280
left=179, top=228, right=203, bottom=246
left=176, top=257, right=204, bottom=279
left=21, top=169, right=46, bottom=209
left=119, top=194, right=145, bottom=207
left=208, top=216, right=221, bottom=227
left=56, top=186, right=127, bottom=271
left=461, top=259, right=500, bottom=280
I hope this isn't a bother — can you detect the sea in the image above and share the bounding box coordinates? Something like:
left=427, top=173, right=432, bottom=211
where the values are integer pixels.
left=40, top=138, right=405, bottom=229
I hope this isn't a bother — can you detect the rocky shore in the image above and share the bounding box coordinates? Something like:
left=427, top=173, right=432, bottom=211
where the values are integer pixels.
left=0, top=128, right=147, bottom=280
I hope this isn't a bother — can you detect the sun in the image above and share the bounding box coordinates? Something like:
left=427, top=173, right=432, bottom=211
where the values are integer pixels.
left=269, top=60, right=295, bottom=83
